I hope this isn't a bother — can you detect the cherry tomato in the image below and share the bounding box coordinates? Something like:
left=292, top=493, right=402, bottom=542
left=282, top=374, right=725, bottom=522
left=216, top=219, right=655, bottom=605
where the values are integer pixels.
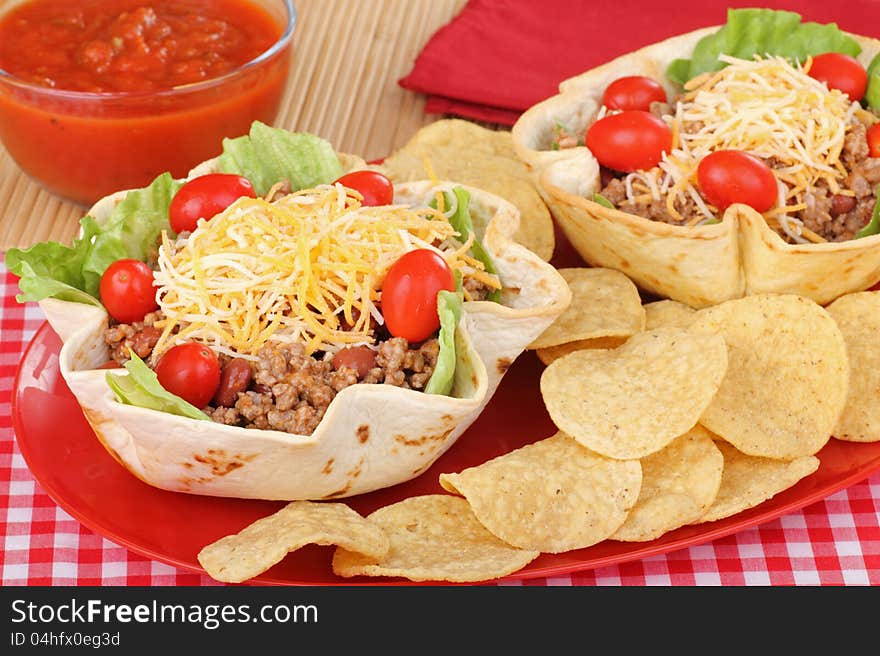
left=154, top=342, right=221, bottom=408
left=334, top=170, right=394, bottom=206
left=381, top=249, right=455, bottom=343
left=585, top=110, right=672, bottom=173
left=601, top=76, right=667, bottom=112
left=697, top=150, right=778, bottom=213
left=867, top=123, right=880, bottom=158
left=99, top=259, right=158, bottom=324
left=168, top=173, right=256, bottom=233
left=807, top=52, right=868, bottom=101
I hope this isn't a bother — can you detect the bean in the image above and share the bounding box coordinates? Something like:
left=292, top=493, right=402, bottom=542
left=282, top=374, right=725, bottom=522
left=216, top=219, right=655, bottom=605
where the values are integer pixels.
left=332, top=345, right=376, bottom=379
left=830, top=194, right=856, bottom=217
left=131, top=325, right=161, bottom=358
left=212, top=358, right=253, bottom=407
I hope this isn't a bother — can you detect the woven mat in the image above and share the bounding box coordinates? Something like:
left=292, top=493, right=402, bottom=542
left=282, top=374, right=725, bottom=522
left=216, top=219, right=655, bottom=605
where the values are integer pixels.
left=0, top=0, right=466, bottom=251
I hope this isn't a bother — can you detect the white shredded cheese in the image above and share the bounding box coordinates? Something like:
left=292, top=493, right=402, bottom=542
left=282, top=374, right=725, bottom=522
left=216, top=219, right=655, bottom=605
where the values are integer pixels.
left=615, top=55, right=861, bottom=240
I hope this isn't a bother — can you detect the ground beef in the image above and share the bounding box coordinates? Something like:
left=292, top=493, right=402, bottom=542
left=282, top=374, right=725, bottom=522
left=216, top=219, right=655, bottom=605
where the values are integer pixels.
left=463, top=276, right=493, bottom=301
left=105, top=307, right=445, bottom=435
left=601, top=178, right=700, bottom=226
left=649, top=100, right=673, bottom=118
left=795, top=122, right=880, bottom=242
left=103, top=311, right=164, bottom=364
left=801, top=179, right=877, bottom=242
left=601, top=177, right=627, bottom=205
left=205, top=337, right=441, bottom=435
left=843, top=122, right=871, bottom=167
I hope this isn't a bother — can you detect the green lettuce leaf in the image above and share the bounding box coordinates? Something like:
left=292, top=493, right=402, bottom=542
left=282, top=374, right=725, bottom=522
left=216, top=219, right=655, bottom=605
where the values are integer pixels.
left=591, top=192, right=615, bottom=209
left=217, top=121, right=344, bottom=196
left=4, top=172, right=181, bottom=303
left=5, top=216, right=103, bottom=305
left=424, top=289, right=463, bottom=396
left=79, top=172, right=182, bottom=295
left=865, top=54, right=880, bottom=112
left=855, top=188, right=880, bottom=239
left=665, top=59, right=692, bottom=87
left=433, top=187, right=501, bottom=303
left=106, top=351, right=211, bottom=421
left=666, top=8, right=862, bottom=86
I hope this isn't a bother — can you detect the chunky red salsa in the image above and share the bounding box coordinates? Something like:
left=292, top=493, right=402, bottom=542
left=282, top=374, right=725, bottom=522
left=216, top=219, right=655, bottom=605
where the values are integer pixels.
left=0, top=0, right=281, bottom=92
left=0, top=0, right=290, bottom=205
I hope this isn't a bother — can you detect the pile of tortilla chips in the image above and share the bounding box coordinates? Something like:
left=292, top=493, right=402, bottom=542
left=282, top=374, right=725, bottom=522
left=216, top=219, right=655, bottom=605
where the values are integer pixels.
left=197, top=268, right=880, bottom=584
left=193, top=118, right=880, bottom=585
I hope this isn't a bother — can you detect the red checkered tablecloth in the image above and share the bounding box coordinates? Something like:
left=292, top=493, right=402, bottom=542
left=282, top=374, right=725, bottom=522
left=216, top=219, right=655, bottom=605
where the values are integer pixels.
left=2, top=264, right=879, bottom=586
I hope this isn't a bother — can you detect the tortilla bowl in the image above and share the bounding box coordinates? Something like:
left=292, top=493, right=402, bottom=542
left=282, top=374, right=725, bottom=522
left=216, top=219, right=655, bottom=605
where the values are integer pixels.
left=512, top=27, right=880, bottom=309
left=37, top=162, right=571, bottom=501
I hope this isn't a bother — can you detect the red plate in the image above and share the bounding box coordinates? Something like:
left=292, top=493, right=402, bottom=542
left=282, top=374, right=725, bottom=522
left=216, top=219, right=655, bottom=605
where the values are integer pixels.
left=13, top=229, right=880, bottom=585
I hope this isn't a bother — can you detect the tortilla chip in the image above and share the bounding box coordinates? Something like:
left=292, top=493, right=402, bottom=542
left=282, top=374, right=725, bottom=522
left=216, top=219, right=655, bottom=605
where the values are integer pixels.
left=529, top=267, right=646, bottom=349
left=535, top=335, right=628, bottom=366
left=331, top=495, right=539, bottom=582
left=690, top=294, right=849, bottom=459
left=381, top=120, right=555, bottom=261
left=694, top=440, right=819, bottom=523
left=826, top=291, right=880, bottom=442
left=540, top=328, right=728, bottom=459
left=197, top=501, right=389, bottom=583
left=439, top=432, right=642, bottom=553
left=405, top=118, right=519, bottom=159
left=610, top=425, right=722, bottom=542
left=644, top=299, right=697, bottom=330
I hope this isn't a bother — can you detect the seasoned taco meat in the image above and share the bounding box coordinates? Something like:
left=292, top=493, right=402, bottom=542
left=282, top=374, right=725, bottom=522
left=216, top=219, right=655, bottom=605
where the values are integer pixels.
left=206, top=339, right=440, bottom=435
left=105, top=311, right=441, bottom=436
left=104, top=311, right=164, bottom=363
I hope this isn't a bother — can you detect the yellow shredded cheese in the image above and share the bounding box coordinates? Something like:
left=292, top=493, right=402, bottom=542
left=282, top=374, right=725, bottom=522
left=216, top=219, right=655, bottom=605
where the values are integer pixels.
left=620, top=55, right=862, bottom=241
left=152, top=184, right=499, bottom=359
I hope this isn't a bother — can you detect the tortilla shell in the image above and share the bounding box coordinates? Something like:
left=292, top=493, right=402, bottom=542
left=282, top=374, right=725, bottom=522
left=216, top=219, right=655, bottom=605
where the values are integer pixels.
left=512, top=28, right=880, bottom=308
left=39, top=160, right=571, bottom=501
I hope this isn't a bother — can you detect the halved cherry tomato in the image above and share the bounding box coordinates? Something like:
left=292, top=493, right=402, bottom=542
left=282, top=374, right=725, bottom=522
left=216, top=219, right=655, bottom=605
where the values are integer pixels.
left=99, top=259, right=158, bottom=324
left=168, top=173, right=256, bottom=233
left=585, top=110, right=672, bottom=173
left=807, top=52, right=868, bottom=101
left=154, top=342, right=221, bottom=408
left=601, top=76, right=667, bottom=112
left=697, top=150, right=777, bottom=213
left=334, top=170, right=394, bottom=206
left=381, top=249, right=455, bottom=343
left=867, top=123, right=880, bottom=158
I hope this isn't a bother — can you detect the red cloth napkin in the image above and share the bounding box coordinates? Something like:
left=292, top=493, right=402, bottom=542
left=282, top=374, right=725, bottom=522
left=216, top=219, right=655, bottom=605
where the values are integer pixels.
left=400, top=0, right=880, bottom=126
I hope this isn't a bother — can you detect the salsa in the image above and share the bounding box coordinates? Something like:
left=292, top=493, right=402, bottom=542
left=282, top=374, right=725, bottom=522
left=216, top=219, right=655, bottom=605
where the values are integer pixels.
left=0, top=0, right=291, bottom=205
left=0, top=0, right=281, bottom=92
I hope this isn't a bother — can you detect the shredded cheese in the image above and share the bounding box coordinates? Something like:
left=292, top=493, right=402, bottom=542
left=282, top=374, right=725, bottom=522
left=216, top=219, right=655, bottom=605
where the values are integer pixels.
left=152, top=184, right=500, bottom=359
left=618, top=55, right=862, bottom=242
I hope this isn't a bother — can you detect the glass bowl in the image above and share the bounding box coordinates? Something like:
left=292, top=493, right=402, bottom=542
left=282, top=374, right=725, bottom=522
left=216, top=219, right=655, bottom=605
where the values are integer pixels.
left=0, top=0, right=296, bottom=207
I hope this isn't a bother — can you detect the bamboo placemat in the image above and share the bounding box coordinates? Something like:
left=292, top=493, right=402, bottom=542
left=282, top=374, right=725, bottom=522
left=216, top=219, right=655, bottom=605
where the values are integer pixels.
left=0, top=0, right=467, bottom=251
